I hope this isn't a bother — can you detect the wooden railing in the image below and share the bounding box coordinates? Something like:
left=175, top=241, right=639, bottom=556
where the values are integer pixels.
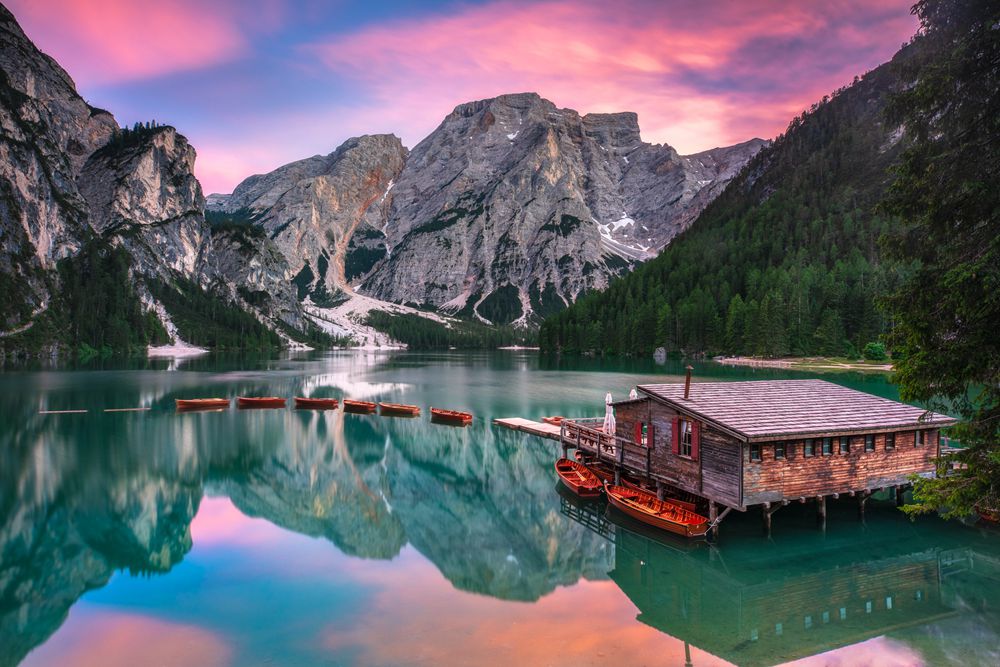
left=560, top=418, right=653, bottom=478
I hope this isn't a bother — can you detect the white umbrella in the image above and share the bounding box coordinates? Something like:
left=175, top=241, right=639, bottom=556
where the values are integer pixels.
left=603, top=392, right=616, bottom=435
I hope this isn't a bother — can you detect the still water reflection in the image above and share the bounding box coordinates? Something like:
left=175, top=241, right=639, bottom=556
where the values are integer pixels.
left=1, top=351, right=997, bottom=666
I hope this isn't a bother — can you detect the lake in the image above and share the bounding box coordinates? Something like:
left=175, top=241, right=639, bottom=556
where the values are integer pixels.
left=2, top=351, right=998, bottom=666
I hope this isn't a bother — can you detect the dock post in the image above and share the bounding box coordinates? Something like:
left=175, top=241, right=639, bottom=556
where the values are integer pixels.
left=762, top=502, right=772, bottom=536
left=858, top=491, right=870, bottom=518
left=614, top=469, right=621, bottom=485
left=656, top=481, right=665, bottom=501
left=709, top=502, right=718, bottom=540
left=895, top=485, right=905, bottom=507
left=817, top=495, right=826, bottom=528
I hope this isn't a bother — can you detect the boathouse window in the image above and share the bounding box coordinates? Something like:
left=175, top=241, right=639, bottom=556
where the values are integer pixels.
left=750, top=443, right=762, bottom=462
left=916, top=430, right=925, bottom=447
left=775, top=442, right=786, bottom=460
left=679, top=420, right=692, bottom=456
left=885, top=433, right=896, bottom=451
left=671, top=417, right=698, bottom=460
left=865, top=434, right=875, bottom=452
left=822, top=437, right=833, bottom=456
left=804, top=439, right=815, bottom=457
left=839, top=436, right=850, bottom=454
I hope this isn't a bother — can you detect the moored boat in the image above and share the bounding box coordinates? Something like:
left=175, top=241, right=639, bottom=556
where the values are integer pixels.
left=570, top=450, right=699, bottom=511
left=237, top=397, right=286, bottom=409
left=294, top=397, right=339, bottom=410
left=430, top=407, right=473, bottom=425
left=542, top=416, right=564, bottom=426
left=555, top=458, right=603, bottom=498
left=976, top=504, right=1000, bottom=524
left=344, top=399, right=377, bottom=414
left=176, top=398, right=230, bottom=411
left=604, top=482, right=709, bottom=538
left=379, top=402, right=421, bottom=417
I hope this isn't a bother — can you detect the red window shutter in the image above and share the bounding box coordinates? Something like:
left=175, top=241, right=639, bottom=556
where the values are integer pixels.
left=647, top=423, right=655, bottom=448
left=671, top=417, right=680, bottom=454
left=691, top=421, right=701, bottom=460
left=634, top=421, right=643, bottom=444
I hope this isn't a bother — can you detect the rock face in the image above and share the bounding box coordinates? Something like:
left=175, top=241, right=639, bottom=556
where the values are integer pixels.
left=208, top=135, right=407, bottom=305
left=0, top=4, right=116, bottom=324
left=0, top=4, right=309, bottom=342
left=213, top=93, right=764, bottom=327
left=361, top=93, right=766, bottom=324
left=77, top=127, right=209, bottom=279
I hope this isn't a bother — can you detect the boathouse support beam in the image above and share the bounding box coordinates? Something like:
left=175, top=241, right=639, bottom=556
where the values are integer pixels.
left=816, top=495, right=827, bottom=528
left=761, top=501, right=785, bottom=537
left=858, top=490, right=873, bottom=518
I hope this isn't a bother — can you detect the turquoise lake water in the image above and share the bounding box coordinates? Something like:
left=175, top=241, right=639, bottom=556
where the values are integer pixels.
left=1, top=351, right=997, bottom=666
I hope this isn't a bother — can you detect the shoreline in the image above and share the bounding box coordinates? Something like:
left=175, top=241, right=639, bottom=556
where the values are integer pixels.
left=715, top=356, right=893, bottom=373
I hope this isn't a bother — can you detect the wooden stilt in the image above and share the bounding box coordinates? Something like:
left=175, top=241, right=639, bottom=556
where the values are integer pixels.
left=709, top=502, right=719, bottom=540
left=614, top=469, right=621, bottom=485
left=858, top=490, right=871, bottom=518
left=895, top=485, right=905, bottom=507
left=656, top=482, right=665, bottom=501
left=762, top=502, right=772, bottom=536
left=817, top=495, right=826, bottom=528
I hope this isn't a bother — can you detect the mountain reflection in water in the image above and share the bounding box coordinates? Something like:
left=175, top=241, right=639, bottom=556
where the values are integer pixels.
left=1, top=352, right=998, bottom=666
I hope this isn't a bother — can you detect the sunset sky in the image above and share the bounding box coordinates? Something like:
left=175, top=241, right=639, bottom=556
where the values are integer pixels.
left=9, top=0, right=919, bottom=194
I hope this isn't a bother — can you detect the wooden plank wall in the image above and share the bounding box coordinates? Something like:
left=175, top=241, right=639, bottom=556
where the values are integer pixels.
left=700, top=429, right=742, bottom=507
left=743, top=430, right=939, bottom=505
left=614, top=399, right=743, bottom=507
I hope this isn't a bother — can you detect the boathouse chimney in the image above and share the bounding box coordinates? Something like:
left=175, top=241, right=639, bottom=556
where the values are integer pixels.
left=684, top=365, right=693, bottom=399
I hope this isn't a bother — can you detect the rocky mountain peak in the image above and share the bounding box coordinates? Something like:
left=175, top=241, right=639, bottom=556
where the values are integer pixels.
left=581, top=111, right=643, bottom=149
left=359, top=93, right=766, bottom=325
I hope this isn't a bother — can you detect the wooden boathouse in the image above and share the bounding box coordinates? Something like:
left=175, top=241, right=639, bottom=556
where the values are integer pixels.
left=559, top=379, right=957, bottom=536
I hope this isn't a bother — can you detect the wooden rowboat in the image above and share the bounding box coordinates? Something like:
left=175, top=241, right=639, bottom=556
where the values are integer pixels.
left=604, top=482, right=709, bottom=538
left=176, top=398, right=230, bottom=411
left=379, top=402, right=421, bottom=417
left=976, top=504, right=1000, bottom=524
left=572, top=451, right=699, bottom=512
left=237, top=397, right=286, bottom=409
left=555, top=458, right=603, bottom=498
left=542, top=416, right=564, bottom=426
left=344, top=399, right=377, bottom=414
left=430, top=407, right=473, bottom=425
left=294, top=397, right=339, bottom=410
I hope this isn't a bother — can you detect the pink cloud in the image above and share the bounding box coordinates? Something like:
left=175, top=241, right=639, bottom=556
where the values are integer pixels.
left=20, top=608, right=232, bottom=667
left=305, top=0, right=918, bottom=155
left=6, top=0, right=283, bottom=86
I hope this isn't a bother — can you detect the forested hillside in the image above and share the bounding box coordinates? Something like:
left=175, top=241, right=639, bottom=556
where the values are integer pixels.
left=540, top=47, right=912, bottom=357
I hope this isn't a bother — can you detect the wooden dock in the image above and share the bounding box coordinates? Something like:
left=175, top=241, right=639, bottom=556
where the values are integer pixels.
left=493, top=417, right=563, bottom=441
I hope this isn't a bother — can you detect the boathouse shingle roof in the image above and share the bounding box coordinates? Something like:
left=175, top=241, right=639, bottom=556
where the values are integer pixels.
left=636, top=379, right=957, bottom=441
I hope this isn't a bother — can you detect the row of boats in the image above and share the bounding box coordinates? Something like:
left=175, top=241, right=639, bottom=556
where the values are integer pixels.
left=554, top=455, right=711, bottom=538
left=174, top=397, right=473, bottom=424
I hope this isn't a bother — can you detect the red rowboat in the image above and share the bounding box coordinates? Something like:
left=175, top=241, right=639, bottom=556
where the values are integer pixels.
left=379, top=402, right=421, bottom=417
left=344, top=399, right=377, bottom=414
left=976, top=504, right=1000, bottom=524
left=294, top=397, right=339, bottom=410
left=571, top=451, right=699, bottom=511
left=237, top=397, right=286, bottom=409
left=176, top=398, right=229, bottom=411
left=543, top=416, right=564, bottom=426
left=604, top=482, right=709, bottom=538
left=555, top=458, right=603, bottom=498
left=430, top=407, right=473, bottom=425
